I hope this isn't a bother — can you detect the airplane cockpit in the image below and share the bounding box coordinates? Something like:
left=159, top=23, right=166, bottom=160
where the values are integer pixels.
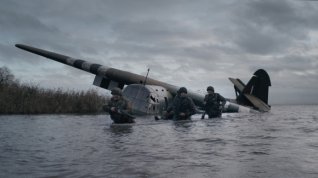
left=122, top=84, right=173, bottom=115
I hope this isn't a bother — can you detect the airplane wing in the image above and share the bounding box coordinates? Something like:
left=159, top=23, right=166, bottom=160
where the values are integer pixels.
left=16, top=44, right=270, bottom=114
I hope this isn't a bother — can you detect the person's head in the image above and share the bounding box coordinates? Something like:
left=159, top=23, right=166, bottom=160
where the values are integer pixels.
left=207, top=86, right=214, bottom=94
left=178, top=87, right=187, bottom=97
left=111, top=87, right=122, bottom=100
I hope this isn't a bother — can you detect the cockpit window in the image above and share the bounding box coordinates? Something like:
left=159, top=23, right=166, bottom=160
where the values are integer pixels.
left=150, top=95, right=156, bottom=102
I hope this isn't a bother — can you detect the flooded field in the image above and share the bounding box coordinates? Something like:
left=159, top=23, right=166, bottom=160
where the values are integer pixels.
left=1, top=105, right=318, bottom=178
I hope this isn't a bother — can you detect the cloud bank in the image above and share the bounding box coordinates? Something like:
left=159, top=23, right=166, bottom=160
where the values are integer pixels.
left=1, top=0, right=318, bottom=104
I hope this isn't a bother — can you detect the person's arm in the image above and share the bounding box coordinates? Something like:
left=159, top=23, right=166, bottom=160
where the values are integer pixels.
left=188, top=97, right=197, bottom=116
left=119, top=99, right=129, bottom=112
left=103, top=100, right=113, bottom=112
left=203, top=95, right=209, bottom=109
left=218, top=94, right=226, bottom=108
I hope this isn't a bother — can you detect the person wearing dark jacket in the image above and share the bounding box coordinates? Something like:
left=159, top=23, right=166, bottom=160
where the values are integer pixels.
left=103, top=88, right=135, bottom=124
left=203, top=86, right=226, bottom=118
left=166, top=87, right=196, bottom=120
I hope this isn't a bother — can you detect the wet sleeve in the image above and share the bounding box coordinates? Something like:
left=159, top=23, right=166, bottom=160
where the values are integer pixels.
left=220, top=94, right=226, bottom=101
left=103, top=100, right=112, bottom=112
left=189, top=98, right=197, bottom=115
left=121, top=99, right=129, bottom=110
left=218, top=94, right=226, bottom=106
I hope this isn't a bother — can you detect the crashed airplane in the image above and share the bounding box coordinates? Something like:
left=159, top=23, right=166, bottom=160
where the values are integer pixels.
left=15, top=44, right=271, bottom=115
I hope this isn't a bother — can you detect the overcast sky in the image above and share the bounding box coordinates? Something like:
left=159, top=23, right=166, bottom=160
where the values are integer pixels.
left=1, top=0, right=318, bottom=105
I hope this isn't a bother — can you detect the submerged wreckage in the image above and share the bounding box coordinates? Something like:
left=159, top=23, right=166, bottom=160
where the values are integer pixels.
left=15, top=44, right=271, bottom=116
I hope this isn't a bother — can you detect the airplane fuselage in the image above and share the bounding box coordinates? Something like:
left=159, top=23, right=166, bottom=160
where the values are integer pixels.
left=15, top=44, right=270, bottom=115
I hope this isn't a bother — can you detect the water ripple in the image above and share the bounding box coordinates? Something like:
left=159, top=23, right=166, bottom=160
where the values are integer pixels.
left=1, top=106, right=318, bottom=177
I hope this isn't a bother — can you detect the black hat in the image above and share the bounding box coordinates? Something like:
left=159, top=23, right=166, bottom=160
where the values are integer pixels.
left=178, top=87, right=187, bottom=94
left=207, top=86, right=214, bottom=92
left=111, top=87, right=122, bottom=96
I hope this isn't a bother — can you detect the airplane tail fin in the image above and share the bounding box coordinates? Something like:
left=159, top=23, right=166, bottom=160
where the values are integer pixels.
left=229, top=69, right=271, bottom=112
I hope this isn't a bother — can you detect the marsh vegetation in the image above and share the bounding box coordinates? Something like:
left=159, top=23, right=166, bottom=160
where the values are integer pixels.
left=0, top=66, right=107, bottom=114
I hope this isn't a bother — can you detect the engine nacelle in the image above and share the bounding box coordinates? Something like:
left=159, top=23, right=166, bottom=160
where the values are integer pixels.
left=122, top=84, right=173, bottom=115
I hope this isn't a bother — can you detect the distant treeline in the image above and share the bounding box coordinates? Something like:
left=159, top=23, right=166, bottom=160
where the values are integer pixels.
left=0, top=66, right=108, bottom=114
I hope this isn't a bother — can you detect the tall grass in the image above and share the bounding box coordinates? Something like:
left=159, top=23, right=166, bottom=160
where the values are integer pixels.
left=0, top=66, right=108, bottom=114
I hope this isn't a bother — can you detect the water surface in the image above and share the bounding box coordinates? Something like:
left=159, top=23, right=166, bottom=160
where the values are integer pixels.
left=1, top=105, right=318, bottom=177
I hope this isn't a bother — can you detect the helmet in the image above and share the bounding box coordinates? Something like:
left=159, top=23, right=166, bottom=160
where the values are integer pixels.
left=111, top=87, right=122, bottom=96
left=207, top=86, right=214, bottom=92
left=178, top=87, right=187, bottom=94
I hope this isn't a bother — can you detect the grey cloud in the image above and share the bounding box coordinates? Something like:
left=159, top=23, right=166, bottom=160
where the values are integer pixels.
left=1, top=0, right=318, bottom=104
left=244, top=0, right=318, bottom=31
left=224, top=0, right=318, bottom=55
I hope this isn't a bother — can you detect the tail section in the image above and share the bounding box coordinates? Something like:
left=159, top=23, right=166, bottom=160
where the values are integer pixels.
left=229, top=69, right=271, bottom=112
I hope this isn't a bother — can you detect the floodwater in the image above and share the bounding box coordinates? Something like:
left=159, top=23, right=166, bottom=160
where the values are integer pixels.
left=1, top=105, right=318, bottom=178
